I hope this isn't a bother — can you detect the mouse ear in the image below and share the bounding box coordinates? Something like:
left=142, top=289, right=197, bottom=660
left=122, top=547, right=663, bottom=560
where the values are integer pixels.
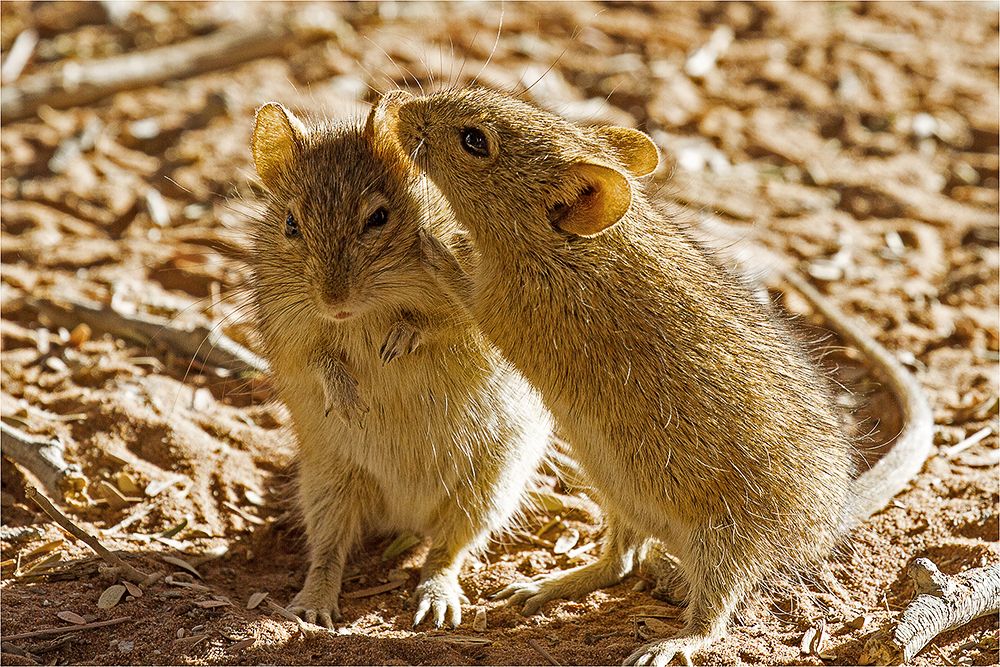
left=252, top=102, right=306, bottom=191
left=551, top=162, right=632, bottom=237
left=591, top=126, right=659, bottom=177
left=365, top=90, right=413, bottom=147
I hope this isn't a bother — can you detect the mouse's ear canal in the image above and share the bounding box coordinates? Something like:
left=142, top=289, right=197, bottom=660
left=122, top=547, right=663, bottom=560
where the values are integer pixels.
left=552, top=162, right=632, bottom=237
left=252, top=102, right=305, bottom=191
left=593, top=126, right=659, bottom=177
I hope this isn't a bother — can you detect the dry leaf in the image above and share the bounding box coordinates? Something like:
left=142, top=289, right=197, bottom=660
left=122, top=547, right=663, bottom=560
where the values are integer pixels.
left=247, top=591, right=268, bottom=609
left=528, top=490, right=567, bottom=512
left=196, top=599, right=229, bottom=608
left=801, top=626, right=817, bottom=654
left=114, top=471, right=141, bottom=496
left=160, top=517, right=189, bottom=539
left=96, top=481, right=132, bottom=511
left=382, top=532, right=421, bottom=561
left=430, top=635, right=492, bottom=646
left=228, top=638, right=255, bottom=651
left=632, top=605, right=681, bottom=618
left=24, top=539, right=65, bottom=559
left=123, top=581, right=142, bottom=598
left=553, top=528, right=580, bottom=554
left=641, top=617, right=672, bottom=636
left=57, top=610, right=87, bottom=624
left=341, top=579, right=406, bottom=599
left=473, top=607, right=487, bottom=632
left=97, top=584, right=126, bottom=609
left=162, top=555, right=201, bottom=579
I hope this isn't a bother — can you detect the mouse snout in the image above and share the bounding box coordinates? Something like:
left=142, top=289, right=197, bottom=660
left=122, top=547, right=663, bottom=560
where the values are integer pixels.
left=314, top=277, right=357, bottom=322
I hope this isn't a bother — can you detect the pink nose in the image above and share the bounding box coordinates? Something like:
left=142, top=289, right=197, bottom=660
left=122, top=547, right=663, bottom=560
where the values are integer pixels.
left=333, top=311, right=352, bottom=320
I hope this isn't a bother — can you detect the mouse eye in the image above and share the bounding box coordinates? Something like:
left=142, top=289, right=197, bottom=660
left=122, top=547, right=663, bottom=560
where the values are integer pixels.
left=366, top=207, right=389, bottom=229
left=460, top=127, right=490, bottom=158
left=284, top=212, right=300, bottom=238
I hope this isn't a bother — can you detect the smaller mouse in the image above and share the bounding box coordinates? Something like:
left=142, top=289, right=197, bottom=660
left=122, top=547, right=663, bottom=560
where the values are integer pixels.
left=247, top=93, right=555, bottom=630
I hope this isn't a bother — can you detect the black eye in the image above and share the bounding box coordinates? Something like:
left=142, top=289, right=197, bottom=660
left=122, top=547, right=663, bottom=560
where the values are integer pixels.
left=460, top=127, right=489, bottom=158
left=284, top=212, right=300, bottom=238
left=366, top=207, right=389, bottom=229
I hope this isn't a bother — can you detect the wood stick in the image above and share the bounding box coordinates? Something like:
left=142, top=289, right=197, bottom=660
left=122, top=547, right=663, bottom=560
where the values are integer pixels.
left=0, top=18, right=340, bottom=123
left=1, top=422, right=81, bottom=501
left=860, top=559, right=1000, bottom=664
left=528, top=638, right=564, bottom=666
left=3, top=616, right=131, bottom=641
left=24, top=485, right=150, bottom=585
left=28, top=295, right=268, bottom=375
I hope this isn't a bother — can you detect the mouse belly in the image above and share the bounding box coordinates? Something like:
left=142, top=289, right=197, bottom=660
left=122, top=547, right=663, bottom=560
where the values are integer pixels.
left=286, top=349, right=551, bottom=535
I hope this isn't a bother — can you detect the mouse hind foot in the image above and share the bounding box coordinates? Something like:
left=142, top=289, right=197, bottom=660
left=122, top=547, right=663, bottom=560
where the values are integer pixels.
left=495, top=517, right=640, bottom=615
left=623, top=631, right=714, bottom=667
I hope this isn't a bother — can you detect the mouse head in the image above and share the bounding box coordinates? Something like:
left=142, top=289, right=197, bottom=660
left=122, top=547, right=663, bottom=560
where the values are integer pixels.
left=385, top=88, right=657, bottom=242
left=249, top=98, right=448, bottom=327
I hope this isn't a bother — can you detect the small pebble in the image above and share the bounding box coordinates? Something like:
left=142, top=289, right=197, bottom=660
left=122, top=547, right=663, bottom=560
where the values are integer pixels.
left=473, top=607, right=487, bottom=632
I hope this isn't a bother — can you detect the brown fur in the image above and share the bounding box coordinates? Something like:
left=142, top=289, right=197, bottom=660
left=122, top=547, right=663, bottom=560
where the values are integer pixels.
left=387, top=87, right=917, bottom=665
left=247, top=96, right=554, bottom=630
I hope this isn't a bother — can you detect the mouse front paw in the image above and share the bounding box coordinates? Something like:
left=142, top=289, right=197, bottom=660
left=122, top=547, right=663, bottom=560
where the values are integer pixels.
left=288, top=585, right=342, bottom=630
left=491, top=577, right=554, bottom=616
left=314, top=353, right=369, bottom=426
left=412, top=573, right=468, bottom=629
left=418, top=228, right=474, bottom=303
left=328, top=388, right=369, bottom=426
left=624, top=635, right=709, bottom=667
left=418, top=228, right=456, bottom=277
left=379, top=319, right=423, bottom=365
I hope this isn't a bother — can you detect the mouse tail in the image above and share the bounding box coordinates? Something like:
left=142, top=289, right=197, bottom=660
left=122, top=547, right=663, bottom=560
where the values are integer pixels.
left=781, top=269, right=935, bottom=525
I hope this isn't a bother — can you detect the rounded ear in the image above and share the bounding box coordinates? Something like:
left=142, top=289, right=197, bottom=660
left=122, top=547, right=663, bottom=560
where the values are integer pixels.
left=592, top=125, right=659, bottom=177
left=552, top=162, right=632, bottom=237
left=365, top=89, right=414, bottom=145
left=252, top=102, right=306, bottom=191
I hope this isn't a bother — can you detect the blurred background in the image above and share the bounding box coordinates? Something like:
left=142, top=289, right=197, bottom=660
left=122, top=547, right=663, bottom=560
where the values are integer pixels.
left=1, top=3, right=997, bottom=665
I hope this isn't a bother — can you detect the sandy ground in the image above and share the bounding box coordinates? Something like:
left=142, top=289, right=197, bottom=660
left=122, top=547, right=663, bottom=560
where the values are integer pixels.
left=1, top=2, right=997, bottom=665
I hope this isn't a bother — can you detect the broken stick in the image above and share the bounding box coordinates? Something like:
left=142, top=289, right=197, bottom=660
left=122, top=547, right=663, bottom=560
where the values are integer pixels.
left=3, top=616, right=131, bottom=641
left=0, top=13, right=346, bottom=123
left=860, top=558, right=1000, bottom=664
left=25, top=485, right=151, bottom=585
left=1, top=421, right=84, bottom=502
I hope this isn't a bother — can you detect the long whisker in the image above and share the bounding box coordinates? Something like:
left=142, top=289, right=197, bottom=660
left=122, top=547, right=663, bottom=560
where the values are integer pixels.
left=471, top=5, right=504, bottom=88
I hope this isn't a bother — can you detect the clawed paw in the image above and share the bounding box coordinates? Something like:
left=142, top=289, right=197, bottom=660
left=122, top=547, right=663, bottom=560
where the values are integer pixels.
left=491, top=579, right=552, bottom=616
left=288, top=591, right=341, bottom=630
left=624, top=638, right=703, bottom=667
left=379, top=320, right=423, bottom=364
left=418, top=228, right=454, bottom=279
left=412, top=575, right=467, bottom=629
left=326, top=390, right=369, bottom=427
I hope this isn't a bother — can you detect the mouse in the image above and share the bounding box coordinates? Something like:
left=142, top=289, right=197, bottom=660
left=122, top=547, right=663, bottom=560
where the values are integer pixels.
left=246, top=92, right=555, bottom=630
left=382, top=87, right=933, bottom=665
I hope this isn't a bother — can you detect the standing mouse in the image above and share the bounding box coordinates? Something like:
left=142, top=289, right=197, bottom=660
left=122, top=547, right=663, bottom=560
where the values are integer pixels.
left=384, top=87, right=932, bottom=665
left=247, top=93, right=554, bottom=630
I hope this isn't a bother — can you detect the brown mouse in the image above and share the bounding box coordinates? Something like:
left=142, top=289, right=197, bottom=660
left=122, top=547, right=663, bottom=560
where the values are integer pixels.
left=383, top=87, right=932, bottom=665
left=247, top=94, right=554, bottom=630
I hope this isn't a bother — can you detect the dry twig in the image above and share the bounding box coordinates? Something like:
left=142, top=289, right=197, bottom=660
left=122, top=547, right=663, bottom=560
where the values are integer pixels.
left=25, top=485, right=151, bottom=585
left=28, top=295, right=267, bottom=375
left=3, top=617, right=131, bottom=641
left=529, top=637, right=564, bottom=666
left=0, top=16, right=345, bottom=123
left=860, top=559, right=1000, bottom=664
left=1, top=422, right=84, bottom=502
